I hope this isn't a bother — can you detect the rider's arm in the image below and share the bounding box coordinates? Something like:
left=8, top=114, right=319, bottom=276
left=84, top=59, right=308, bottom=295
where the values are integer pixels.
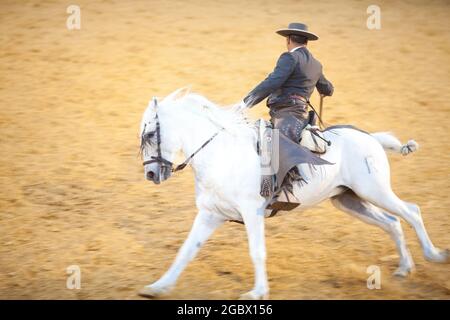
left=316, top=72, right=334, bottom=97
left=243, top=52, right=296, bottom=108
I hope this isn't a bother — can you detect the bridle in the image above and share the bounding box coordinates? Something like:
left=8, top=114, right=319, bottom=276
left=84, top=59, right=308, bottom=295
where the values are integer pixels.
left=141, top=99, right=222, bottom=173
left=141, top=111, right=176, bottom=171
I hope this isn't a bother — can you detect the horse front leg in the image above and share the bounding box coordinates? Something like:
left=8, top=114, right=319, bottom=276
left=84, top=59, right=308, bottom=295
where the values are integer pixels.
left=240, top=206, right=269, bottom=300
left=139, top=210, right=225, bottom=298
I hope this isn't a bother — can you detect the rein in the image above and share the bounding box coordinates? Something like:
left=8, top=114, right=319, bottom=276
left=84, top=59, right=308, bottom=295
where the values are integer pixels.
left=305, top=98, right=326, bottom=128
left=305, top=98, right=332, bottom=146
left=172, top=130, right=222, bottom=172
left=142, top=104, right=223, bottom=173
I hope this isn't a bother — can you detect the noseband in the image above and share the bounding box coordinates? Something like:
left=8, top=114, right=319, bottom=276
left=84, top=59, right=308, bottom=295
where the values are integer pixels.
left=142, top=103, right=222, bottom=173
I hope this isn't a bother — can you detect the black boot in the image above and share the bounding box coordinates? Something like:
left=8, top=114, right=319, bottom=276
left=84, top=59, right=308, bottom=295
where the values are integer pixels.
left=282, top=166, right=303, bottom=194
left=265, top=166, right=303, bottom=212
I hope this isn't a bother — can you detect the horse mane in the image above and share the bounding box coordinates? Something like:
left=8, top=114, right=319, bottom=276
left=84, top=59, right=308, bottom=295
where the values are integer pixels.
left=158, top=88, right=255, bottom=135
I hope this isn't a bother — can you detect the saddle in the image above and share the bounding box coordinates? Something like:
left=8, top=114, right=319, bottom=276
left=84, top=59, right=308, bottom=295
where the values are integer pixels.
left=255, top=111, right=333, bottom=213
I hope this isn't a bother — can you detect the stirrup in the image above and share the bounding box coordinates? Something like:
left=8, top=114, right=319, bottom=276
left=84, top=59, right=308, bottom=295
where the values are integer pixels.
left=266, top=188, right=300, bottom=211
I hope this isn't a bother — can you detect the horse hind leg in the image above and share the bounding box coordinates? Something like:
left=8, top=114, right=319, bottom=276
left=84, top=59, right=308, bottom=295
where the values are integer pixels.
left=331, top=190, right=415, bottom=276
left=351, top=183, right=449, bottom=264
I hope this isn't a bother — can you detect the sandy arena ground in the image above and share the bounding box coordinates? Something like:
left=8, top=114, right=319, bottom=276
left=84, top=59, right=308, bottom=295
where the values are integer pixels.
left=0, top=0, right=449, bottom=299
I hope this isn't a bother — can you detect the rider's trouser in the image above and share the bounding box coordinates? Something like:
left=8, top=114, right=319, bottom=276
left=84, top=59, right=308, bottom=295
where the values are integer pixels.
left=259, top=104, right=309, bottom=197
left=269, top=104, right=309, bottom=193
left=270, top=104, right=309, bottom=143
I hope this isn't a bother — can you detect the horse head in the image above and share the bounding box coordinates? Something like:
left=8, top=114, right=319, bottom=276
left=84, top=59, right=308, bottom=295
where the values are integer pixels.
left=139, top=96, right=181, bottom=184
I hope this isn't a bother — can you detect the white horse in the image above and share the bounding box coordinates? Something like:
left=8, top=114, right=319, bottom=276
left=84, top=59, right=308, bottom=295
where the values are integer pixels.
left=138, top=89, right=448, bottom=299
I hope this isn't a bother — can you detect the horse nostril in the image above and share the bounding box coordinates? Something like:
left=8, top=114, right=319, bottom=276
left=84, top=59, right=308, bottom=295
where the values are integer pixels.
left=146, top=171, right=154, bottom=180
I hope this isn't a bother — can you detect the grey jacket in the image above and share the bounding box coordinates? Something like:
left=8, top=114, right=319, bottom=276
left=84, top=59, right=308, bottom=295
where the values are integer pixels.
left=244, top=47, right=334, bottom=110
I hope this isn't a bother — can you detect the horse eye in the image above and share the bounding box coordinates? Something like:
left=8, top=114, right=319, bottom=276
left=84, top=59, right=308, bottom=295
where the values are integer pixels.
left=144, top=132, right=155, bottom=140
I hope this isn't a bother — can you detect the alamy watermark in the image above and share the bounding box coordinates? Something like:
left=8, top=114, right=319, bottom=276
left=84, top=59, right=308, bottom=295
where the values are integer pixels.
left=66, top=5, right=81, bottom=30
left=367, top=5, right=381, bottom=30
left=366, top=265, right=381, bottom=289
left=66, top=265, right=81, bottom=289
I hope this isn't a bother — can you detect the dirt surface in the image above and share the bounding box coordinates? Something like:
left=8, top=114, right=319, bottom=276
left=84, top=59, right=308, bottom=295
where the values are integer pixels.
left=0, top=0, right=449, bottom=299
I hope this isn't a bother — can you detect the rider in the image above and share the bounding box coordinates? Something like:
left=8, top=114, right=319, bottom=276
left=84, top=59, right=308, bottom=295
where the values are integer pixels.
left=239, top=22, right=334, bottom=141
left=238, top=22, right=334, bottom=193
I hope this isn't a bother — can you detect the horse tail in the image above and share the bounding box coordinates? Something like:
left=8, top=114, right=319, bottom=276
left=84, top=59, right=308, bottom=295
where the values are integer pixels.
left=371, top=132, right=419, bottom=156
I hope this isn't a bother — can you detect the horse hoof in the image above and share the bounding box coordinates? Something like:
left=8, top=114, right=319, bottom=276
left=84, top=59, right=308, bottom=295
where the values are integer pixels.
left=138, top=285, right=168, bottom=299
left=239, top=290, right=269, bottom=300
left=393, top=267, right=411, bottom=278
left=438, top=249, right=450, bottom=263
left=425, top=248, right=450, bottom=264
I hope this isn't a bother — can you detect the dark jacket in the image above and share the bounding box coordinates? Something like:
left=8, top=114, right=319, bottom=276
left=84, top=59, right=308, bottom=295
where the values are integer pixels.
left=244, top=47, right=334, bottom=112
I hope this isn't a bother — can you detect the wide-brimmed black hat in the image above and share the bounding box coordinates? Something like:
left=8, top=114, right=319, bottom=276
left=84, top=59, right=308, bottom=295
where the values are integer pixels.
left=276, top=22, right=319, bottom=41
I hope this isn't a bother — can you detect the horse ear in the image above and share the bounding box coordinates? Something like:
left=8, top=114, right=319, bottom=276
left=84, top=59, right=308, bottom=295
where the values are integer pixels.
left=152, top=96, right=158, bottom=109
left=164, top=86, right=191, bottom=103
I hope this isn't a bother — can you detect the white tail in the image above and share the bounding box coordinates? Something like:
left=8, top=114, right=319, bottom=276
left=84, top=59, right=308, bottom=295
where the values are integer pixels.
left=371, top=132, right=419, bottom=156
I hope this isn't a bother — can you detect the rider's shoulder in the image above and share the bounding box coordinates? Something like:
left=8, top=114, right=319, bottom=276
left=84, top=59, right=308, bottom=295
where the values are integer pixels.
left=278, top=51, right=296, bottom=63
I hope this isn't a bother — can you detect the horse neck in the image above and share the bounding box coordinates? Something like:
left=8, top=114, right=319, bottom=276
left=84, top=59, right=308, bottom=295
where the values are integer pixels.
left=161, top=103, right=258, bottom=184
left=160, top=104, right=220, bottom=161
